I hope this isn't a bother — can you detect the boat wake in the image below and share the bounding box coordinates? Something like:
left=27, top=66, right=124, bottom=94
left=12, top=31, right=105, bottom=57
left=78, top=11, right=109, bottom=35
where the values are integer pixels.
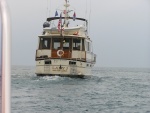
left=41, top=75, right=62, bottom=81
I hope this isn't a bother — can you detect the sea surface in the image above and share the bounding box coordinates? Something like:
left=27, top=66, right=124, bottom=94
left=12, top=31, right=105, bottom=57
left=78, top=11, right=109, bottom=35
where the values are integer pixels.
left=11, top=66, right=150, bottom=113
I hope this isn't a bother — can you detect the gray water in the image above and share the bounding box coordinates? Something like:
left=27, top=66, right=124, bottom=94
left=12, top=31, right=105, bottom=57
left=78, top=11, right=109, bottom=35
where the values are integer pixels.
left=12, top=66, right=150, bottom=113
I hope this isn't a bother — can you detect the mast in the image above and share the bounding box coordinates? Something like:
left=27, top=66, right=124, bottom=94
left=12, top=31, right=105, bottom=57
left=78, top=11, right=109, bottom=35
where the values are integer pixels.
left=64, top=0, right=70, bottom=27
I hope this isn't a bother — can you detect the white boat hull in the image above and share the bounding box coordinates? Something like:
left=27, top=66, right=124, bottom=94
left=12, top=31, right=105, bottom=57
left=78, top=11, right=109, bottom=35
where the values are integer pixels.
left=35, top=59, right=93, bottom=78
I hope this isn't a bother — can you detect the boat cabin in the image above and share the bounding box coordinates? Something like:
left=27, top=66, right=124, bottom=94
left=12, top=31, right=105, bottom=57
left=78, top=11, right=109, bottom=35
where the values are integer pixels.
left=36, top=36, right=96, bottom=63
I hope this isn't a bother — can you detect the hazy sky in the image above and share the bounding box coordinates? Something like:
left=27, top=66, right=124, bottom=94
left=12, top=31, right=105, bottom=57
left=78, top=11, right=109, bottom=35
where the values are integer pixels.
left=7, top=0, right=150, bottom=68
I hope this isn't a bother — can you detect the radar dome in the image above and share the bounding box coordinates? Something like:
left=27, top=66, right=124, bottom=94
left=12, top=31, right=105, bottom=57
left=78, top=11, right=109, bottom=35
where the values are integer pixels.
left=43, top=22, right=50, bottom=28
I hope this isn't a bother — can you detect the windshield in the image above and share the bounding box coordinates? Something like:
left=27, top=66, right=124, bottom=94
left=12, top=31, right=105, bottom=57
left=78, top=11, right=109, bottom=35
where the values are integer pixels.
left=39, top=37, right=85, bottom=51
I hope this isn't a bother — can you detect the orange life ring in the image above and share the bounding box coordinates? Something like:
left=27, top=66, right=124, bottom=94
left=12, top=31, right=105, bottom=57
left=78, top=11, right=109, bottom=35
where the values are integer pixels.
left=57, top=50, right=64, bottom=57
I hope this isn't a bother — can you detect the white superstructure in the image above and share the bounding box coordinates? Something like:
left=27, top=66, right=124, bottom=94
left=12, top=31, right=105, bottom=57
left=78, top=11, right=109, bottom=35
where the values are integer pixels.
left=35, top=0, right=96, bottom=78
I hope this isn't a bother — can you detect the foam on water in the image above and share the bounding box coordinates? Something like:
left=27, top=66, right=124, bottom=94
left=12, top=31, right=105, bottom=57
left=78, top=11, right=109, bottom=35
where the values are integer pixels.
left=42, top=76, right=59, bottom=80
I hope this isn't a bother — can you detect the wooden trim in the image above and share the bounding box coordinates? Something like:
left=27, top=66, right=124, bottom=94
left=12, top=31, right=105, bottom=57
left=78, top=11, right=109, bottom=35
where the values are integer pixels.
left=36, top=57, right=87, bottom=62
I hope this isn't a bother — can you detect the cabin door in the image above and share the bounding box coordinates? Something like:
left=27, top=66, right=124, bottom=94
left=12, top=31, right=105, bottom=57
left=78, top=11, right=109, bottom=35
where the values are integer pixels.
left=51, top=38, right=72, bottom=58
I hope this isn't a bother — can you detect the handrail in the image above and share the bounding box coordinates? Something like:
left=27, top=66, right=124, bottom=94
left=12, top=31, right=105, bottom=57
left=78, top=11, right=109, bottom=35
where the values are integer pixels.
left=47, top=17, right=88, bottom=23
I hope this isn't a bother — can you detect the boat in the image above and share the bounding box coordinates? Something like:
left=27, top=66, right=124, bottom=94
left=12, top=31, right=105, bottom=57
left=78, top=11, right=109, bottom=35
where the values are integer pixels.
left=35, top=0, right=96, bottom=78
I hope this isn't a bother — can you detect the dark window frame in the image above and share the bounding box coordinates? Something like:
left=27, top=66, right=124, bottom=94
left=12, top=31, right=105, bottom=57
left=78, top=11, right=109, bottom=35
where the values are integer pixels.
left=73, top=38, right=81, bottom=50
left=39, top=37, right=51, bottom=50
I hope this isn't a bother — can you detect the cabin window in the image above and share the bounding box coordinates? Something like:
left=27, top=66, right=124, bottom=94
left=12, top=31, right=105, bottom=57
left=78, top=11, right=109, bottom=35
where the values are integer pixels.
left=82, top=39, right=85, bottom=51
left=63, top=38, right=71, bottom=50
left=86, top=41, right=91, bottom=52
left=73, top=39, right=81, bottom=50
left=88, top=42, right=90, bottom=51
left=52, top=38, right=61, bottom=50
left=39, top=38, right=51, bottom=49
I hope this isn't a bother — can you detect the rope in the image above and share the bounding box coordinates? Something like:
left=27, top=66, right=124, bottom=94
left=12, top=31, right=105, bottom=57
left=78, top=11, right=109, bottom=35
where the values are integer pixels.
left=85, top=0, right=87, bottom=19
left=46, top=0, right=48, bottom=18
left=49, top=0, right=51, bottom=17
left=89, top=0, right=92, bottom=34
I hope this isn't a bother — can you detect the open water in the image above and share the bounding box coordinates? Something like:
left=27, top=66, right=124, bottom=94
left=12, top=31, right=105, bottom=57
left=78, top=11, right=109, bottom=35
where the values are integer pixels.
left=12, top=66, right=150, bottom=113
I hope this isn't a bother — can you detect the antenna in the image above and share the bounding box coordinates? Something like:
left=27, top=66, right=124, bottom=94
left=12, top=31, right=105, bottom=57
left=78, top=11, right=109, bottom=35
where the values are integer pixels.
left=49, top=0, right=51, bottom=17
left=46, top=0, right=48, bottom=18
left=64, top=0, right=70, bottom=27
left=89, top=0, right=92, bottom=34
left=85, top=0, right=87, bottom=19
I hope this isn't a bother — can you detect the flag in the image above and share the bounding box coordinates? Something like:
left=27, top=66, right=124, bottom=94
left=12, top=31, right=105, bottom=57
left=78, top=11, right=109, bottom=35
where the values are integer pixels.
left=73, top=12, right=76, bottom=21
left=58, top=19, right=61, bottom=31
left=55, top=10, right=58, bottom=17
left=63, top=10, right=66, bottom=14
left=58, top=13, right=62, bottom=31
